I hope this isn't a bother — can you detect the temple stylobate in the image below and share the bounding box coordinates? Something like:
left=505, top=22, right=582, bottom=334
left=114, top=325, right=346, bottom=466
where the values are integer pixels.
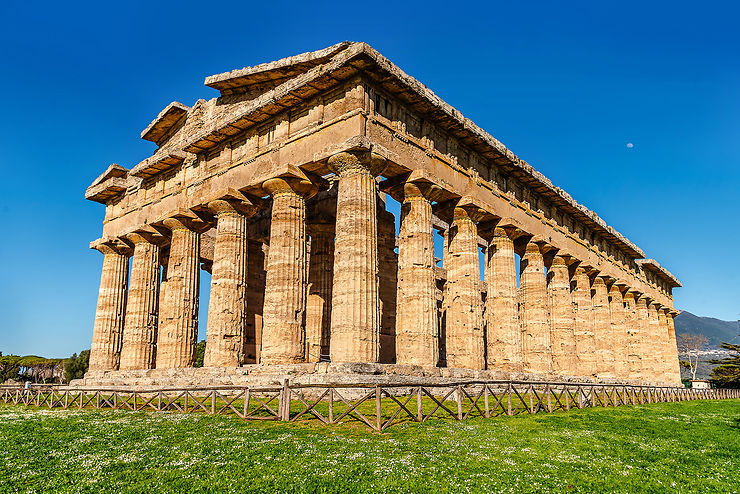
left=84, top=42, right=682, bottom=386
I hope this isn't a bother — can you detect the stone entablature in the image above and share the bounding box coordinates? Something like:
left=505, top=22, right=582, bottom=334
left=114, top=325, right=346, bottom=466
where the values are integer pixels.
left=85, top=42, right=682, bottom=385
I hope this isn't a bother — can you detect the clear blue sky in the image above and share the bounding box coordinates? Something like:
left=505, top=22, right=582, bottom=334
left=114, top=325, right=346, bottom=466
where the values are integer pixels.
left=1, top=0, right=738, bottom=358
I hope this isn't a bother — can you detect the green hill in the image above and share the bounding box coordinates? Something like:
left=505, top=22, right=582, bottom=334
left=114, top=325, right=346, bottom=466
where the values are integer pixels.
left=675, top=311, right=740, bottom=347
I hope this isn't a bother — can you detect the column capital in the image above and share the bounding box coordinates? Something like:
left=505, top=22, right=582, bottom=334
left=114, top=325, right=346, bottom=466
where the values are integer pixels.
left=121, top=226, right=168, bottom=247
left=90, top=237, right=132, bottom=256
left=328, top=150, right=387, bottom=177
left=161, top=215, right=208, bottom=234
left=262, top=176, right=319, bottom=199
left=207, top=198, right=258, bottom=217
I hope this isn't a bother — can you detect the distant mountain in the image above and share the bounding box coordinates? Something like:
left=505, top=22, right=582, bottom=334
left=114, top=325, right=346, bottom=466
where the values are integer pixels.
left=674, top=311, right=740, bottom=347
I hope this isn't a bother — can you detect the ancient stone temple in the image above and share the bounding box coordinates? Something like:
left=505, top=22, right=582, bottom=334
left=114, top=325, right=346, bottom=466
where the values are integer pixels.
left=84, top=42, right=682, bottom=386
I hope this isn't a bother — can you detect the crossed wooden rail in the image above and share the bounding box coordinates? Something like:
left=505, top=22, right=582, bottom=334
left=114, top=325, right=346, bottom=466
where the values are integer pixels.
left=1, top=381, right=737, bottom=431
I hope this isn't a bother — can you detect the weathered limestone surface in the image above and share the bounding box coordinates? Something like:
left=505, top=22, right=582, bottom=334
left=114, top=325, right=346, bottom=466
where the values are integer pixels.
left=647, top=302, right=662, bottom=382
left=119, top=234, right=160, bottom=370
left=519, top=241, right=551, bottom=374
left=666, top=312, right=681, bottom=384
left=89, top=243, right=129, bottom=371
left=395, top=183, right=438, bottom=367
left=305, top=223, right=334, bottom=363
left=328, top=151, right=385, bottom=363
left=573, top=266, right=596, bottom=377
left=260, top=178, right=311, bottom=364
left=157, top=219, right=200, bottom=368
left=84, top=43, right=683, bottom=386
left=203, top=201, right=251, bottom=367
left=592, top=276, right=615, bottom=378
left=608, top=283, right=628, bottom=380
left=378, top=205, right=398, bottom=363
left=245, top=241, right=266, bottom=363
left=635, top=295, right=651, bottom=379
left=547, top=254, right=575, bottom=376
left=624, top=291, right=642, bottom=380
left=445, top=207, right=484, bottom=369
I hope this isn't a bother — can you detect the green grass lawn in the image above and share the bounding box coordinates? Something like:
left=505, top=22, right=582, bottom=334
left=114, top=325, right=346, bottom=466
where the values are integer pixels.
left=0, top=399, right=738, bottom=493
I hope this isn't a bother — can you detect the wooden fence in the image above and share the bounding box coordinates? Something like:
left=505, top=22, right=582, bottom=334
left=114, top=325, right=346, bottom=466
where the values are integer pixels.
left=1, top=381, right=737, bottom=431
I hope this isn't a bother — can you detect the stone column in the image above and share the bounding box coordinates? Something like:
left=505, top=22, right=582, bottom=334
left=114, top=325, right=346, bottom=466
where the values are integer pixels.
left=624, top=290, right=642, bottom=380
left=547, top=254, right=575, bottom=376
left=634, top=295, right=651, bottom=381
left=89, top=242, right=129, bottom=371
left=485, top=226, right=523, bottom=372
left=305, top=223, right=334, bottom=363
left=657, top=307, right=668, bottom=382
left=120, top=233, right=161, bottom=370
left=203, top=200, right=253, bottom=367
left=157, top=218, right=200, bottom=369
left=667, top=310, right=681, bottom=384
left=592, top=275, right=615, bottom=378
left=608, top=282, right=628, bottom=380
left=260, top=177, right=313, bottom=364
left=647, top=301, right=661, bottom=382
left=395, top=182, right=438, bottom=367
left=573, top=265, right=596, bottom=377
left=445, top=206, right=484, bottom=369
left=378, top=204, right=398, bottom=363
left=519, top=240, right=551, bottom=374
left=328, top=151, right=386, bottom=363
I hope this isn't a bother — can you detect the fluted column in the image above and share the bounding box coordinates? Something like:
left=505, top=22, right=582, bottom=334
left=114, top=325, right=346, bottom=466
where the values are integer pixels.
left=608, top=283, right=628, bottom=380
left=624, top=291, right=642, bottom=380
left=547, top=254, right=575, bottom=376
left=593, top=276, right=615, bottom=378
left=157, top=218, right=200, bottom=368
left=328, top=151, right=386, bottom=363
left=647, top=301, right=661, bottom=382
left=657, top=307, right=669, bottom=382
left=573, top=265, right=596, bottom=377
left=485, top=226, right=522, bottom=372
left=89, top=242, right=129, bottom=371
left=378, top=205, right=398, bottom=363
left=666, top=311, right=681, bottom=384
left=635, top=295, right=651, bottom=381
left=396, top=182, right=438, bottom=367
left=260, top=177, right=313, bottom=364
left=445, top=206, right=484, bottom=369
left=119, top=234, right=161, bottom=370
left=203, top=200, right=253, bottom=367
left=519, top=240, right=551, bottom=374
left=305, top=223, right=334, bottom=362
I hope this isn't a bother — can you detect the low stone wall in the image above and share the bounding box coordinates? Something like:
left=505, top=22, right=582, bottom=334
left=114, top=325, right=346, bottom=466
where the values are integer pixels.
left=70, top=363, right=669, bottom=391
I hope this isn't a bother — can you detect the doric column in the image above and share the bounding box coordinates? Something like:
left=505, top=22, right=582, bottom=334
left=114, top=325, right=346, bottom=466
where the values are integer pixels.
left=657, top=307, right=668, bottom=382
left=305, top=223, right=334, bottom=363
left=445, top=206, right=484, bottom=369
left=120, top=233, right=162, bottom=370
left=634, top=295, right=651, bottom=381
left=573, top=265, right=596, bottom=377
left=203, top=199, right=255, bottom=367
left=157, top=218, right=201, bottom=369
left=395, top=182, right=439, bottom=367
left=519, top=240, right=551, bottom=374
left=592, top=275, right=615, bottom=378
left=89, top=241, right=129, bottom=371
left=608, top=282, right=628, bottom=380
left=378, top=204, right=398, bottom=363
left=327, top=151, right=386, bottom=363
left=260, top=177, right=314, bottom=364
left=666, top=310, right=681, bottom=384
left=647, top=301, right=661, bottom=382
left=547, top=254, right=575, bottom=376
left=624, top=290, right=642, bottom=380
left=485, top=226, right=522, bottom=372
